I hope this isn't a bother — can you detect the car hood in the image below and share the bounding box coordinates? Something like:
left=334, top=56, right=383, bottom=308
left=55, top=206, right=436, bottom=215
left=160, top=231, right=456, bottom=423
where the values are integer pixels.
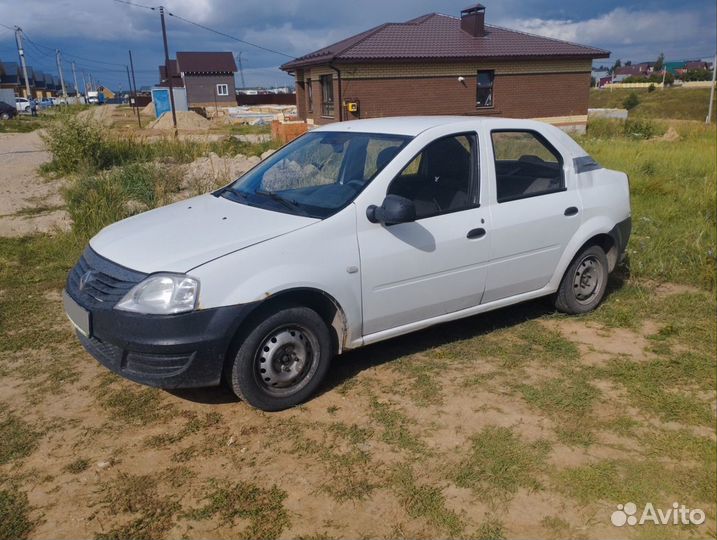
left=90, top=194, right=319, bottom=273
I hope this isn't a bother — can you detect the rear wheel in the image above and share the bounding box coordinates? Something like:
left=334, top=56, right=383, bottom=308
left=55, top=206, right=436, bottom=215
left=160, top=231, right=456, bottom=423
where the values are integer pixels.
left=228, top=306, right=332, bottom=411
left=555, top=245, right=608, bottom=314
left=0, top=112, right=9, bottom=120
left=24, top=106, right=30, bottom=112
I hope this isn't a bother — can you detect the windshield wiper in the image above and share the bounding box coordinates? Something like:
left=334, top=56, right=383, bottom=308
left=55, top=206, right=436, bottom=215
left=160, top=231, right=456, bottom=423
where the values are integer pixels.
left=254, top=190, right=310, bottom=217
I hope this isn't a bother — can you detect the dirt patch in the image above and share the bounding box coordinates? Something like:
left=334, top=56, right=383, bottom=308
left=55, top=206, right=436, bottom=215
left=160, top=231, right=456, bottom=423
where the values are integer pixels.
left=0, top=131, right=70, bottom=237
left=148, top=111, right=211, bottom=130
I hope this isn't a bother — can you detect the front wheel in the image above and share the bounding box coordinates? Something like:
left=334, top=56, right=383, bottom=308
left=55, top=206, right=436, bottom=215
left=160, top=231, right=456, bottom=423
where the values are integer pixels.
left=555, top=245, right=608, bottom=314
left=228, top=306, right=332, bottom=411
left=0, top=112, right=9, bottom=120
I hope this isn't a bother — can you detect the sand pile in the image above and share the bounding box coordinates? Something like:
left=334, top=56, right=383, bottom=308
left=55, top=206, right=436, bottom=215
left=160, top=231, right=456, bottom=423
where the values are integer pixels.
left=78, top=104, right=117, bottom=126
left=149, top=110, right=211, bottom=130
left=141, top=101, right=155, bottom=115
left=176, top=152, right=261, bottom=197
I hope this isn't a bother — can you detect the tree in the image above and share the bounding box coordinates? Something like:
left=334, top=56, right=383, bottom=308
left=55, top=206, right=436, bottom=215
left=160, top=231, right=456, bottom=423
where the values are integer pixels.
left=654, top=52, right=665, bottom=72
left=611, top=59, right=622, bottom=74
left=625, top=60, right=632, bottom=66
left=623, top=92, right=640, bottom=110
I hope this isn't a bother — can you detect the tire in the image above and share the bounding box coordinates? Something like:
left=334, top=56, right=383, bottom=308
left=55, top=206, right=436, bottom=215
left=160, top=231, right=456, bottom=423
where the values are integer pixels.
left=24, top=106, right=30, bottom=112
left=555, top=244, right=609, bottom=314
left=0, top=112, right=9, bottom=120
left=228, top=306, right=332, bottom=411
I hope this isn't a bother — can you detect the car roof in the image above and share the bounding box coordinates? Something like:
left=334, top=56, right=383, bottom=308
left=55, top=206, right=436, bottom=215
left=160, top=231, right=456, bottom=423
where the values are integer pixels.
left=311, top=116, right=588, bottom=157
left=311, top=115, right=550, bottom=137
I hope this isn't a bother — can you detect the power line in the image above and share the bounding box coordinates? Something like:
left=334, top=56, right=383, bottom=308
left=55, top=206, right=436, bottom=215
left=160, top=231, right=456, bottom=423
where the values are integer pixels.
left=112, top=0, right=296, bottom=59
left=23, top=33, right=128, bottom=67
left=166, top=11, right=295, bottom=59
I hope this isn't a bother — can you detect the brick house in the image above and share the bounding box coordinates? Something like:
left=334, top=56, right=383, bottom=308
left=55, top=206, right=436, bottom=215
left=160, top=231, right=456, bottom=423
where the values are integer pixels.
left=173, top=52, right=237, bottom=108
left=281, top=4, right=609, bottom=131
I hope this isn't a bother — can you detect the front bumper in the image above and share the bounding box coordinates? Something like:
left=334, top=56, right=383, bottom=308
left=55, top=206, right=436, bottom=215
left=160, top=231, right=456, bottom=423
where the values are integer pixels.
left=71, top=301, right=257, bottom=388
left=64, top=246, right=258, bottom=389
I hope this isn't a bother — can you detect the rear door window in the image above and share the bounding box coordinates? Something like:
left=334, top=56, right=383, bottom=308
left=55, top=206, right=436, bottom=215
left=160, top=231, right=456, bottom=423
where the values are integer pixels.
left=491, top=130, right=564, bottom=203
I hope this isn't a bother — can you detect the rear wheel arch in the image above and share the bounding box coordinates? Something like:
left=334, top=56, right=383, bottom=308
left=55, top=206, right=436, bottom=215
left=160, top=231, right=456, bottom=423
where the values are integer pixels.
left=580, top=233, right=617, bottom=271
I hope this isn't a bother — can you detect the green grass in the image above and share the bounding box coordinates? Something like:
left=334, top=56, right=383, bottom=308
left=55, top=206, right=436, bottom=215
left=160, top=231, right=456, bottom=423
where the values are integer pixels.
left=94, top=375, right=175, bottom=425
left=0, top=489, right=34, bottom=540
left=0, top=412, right=40, bottom=465
left=63, top=457, right=91, bottom=474
left=369, top=397, right=427, bottom=454
left=391, top=464, right=464, bottom=537
left=589, top=87, right=716, bottom=122
left=520, top=373, right=601, bottom=446
left=577, top=120, right=716, bottom=290
left=555, top=458, right=716, bottom=508
left=190, top=480, right=290, bottom=539
left=292, top=421, right=376, bottom=501
left=452, top=426, right=551, bottom=502
left=96, top=473, right=179, bottom=540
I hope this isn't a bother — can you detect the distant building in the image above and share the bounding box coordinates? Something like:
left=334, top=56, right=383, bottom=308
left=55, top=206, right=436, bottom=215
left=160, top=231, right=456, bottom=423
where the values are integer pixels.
left=281, top=4, right=609, bottom=131
left=159, top=52, right=238, bottom=108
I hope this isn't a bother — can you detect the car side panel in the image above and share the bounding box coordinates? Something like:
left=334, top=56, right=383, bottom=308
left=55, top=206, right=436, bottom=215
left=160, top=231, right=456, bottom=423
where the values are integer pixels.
left=191, top=204, right=364, bottom=348
left=546, top=167, right=631, bottom=290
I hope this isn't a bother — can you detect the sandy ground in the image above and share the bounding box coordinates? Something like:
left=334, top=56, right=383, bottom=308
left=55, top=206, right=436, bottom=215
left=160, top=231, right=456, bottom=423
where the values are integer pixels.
left=0, top=131, right=70, bottom=237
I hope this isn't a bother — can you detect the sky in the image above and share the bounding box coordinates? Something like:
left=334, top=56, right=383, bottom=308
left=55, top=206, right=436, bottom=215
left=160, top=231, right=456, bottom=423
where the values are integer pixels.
left=0, top=0, right=715, bottom=91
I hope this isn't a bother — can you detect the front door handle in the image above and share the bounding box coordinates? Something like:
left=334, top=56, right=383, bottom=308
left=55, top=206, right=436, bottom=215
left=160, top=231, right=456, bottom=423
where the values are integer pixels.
left=564, top=206, right=579, bottom=216
left=467, top=228, right=486, bottom=239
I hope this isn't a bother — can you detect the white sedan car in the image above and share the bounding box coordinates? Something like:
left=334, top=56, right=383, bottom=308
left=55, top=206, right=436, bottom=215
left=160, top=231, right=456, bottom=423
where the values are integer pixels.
left=64, top=116, right=631, bottom=411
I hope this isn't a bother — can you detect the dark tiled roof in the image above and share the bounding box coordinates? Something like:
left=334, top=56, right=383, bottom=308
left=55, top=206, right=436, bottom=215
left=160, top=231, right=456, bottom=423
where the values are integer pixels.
left=176, top=52, right=237, bottom=73
left=282, top=12, right=608, bottom=70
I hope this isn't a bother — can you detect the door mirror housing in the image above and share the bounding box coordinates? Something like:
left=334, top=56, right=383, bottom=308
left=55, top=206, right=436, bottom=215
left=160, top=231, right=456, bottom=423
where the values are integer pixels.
left=366, top=194, right=416, bottom=225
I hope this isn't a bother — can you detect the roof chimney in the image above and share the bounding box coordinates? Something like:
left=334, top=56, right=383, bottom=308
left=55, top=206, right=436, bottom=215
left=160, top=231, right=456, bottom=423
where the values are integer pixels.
left=461, top=4, right=486, bottom=37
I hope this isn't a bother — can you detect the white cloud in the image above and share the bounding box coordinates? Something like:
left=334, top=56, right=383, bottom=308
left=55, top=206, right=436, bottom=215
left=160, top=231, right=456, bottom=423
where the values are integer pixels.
left=498, top=7, right=715, bottom=61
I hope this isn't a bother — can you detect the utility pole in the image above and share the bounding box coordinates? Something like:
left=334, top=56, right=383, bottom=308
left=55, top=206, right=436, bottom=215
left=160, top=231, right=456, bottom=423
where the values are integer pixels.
left=129, top=50, right=142, bottom=128
left=159, top=6, right=178, bottom=132
left=71, top=61, right=79, bottom=101
left=125, top=65, right=132, bottom=105
left=706, top=53, right=716, bottom=124
left=235, top=51, right=246, bottom=89
left=56, top=49, right=67, bottom=102
left=14, top=27, right=32, bottom=99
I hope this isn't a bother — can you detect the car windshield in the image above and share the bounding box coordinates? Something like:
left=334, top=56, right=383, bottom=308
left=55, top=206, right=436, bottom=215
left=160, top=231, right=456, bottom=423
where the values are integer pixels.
left=220, top=131, right=411, bottom=218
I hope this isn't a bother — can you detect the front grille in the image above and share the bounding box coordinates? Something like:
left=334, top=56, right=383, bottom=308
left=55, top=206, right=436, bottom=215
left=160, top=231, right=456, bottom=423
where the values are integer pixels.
left=67, top=247, right=147, bottom=309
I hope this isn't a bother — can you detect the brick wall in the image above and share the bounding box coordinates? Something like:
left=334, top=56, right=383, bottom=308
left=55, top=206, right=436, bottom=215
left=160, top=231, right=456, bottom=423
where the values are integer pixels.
left=293, top=59, right=591, bottom=124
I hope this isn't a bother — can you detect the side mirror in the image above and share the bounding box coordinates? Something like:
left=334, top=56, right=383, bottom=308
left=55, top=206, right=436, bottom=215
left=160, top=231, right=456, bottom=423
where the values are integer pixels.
left=366, top=194, right=416, bottom=225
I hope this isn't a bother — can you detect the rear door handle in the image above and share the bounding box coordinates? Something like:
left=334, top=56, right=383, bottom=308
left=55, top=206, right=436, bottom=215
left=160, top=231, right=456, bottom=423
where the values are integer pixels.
left=467, top=228, right=486, bottom=239
left=564, top=206, right=579, bottom=216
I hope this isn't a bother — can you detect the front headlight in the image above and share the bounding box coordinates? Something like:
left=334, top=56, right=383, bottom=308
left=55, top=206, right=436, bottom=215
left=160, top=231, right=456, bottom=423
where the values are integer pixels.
left=115, top=273, right=199, bottom=315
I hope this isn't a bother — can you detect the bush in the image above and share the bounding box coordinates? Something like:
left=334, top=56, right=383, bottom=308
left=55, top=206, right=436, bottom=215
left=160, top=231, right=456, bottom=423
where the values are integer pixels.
left=41, top=115, right=278, bottom=176
left=65, top=163, right=181, bottom=239
left=648, top=84, right=656, bottom=93
left=623, top=92, right=640, bottom=110
left=623, top=118, right=659, bottom=139
left=585, top=118, right=664, bottom=140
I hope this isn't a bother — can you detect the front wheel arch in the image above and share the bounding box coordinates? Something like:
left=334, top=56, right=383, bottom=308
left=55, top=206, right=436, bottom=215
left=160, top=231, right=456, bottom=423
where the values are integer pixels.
left=223, top=288, right=347, bottom=373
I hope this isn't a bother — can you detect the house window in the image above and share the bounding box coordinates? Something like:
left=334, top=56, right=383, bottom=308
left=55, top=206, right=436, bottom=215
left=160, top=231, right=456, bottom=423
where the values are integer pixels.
left=306, top=78, right=313, bottom=112
left=320, top=74, right=334, bottom=117
left=216, top=83, right=229, bottom=96
left=476, top=70, right=494, bottom=108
